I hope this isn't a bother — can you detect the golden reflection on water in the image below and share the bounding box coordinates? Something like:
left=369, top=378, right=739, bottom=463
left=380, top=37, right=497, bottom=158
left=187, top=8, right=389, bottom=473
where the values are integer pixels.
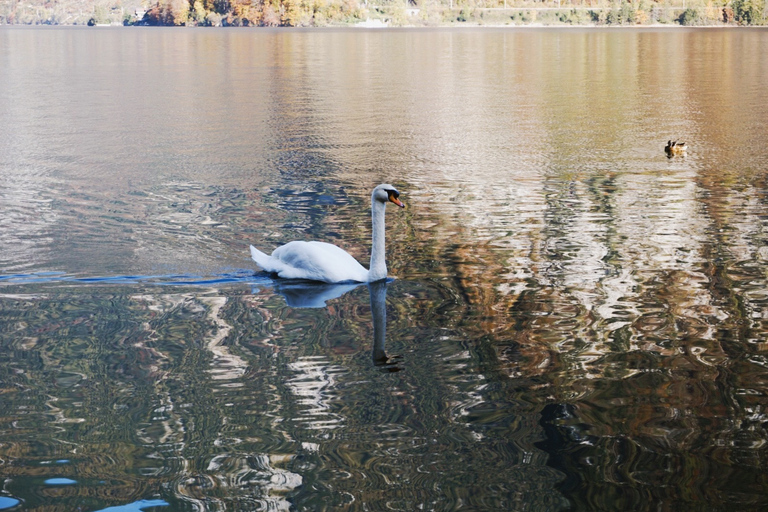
left=0, top=27, right=768, bottom=510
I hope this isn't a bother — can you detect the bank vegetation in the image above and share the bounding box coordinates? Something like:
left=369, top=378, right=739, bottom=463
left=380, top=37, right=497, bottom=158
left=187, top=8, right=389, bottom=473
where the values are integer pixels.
left=1, top=0, right=765, bottom=27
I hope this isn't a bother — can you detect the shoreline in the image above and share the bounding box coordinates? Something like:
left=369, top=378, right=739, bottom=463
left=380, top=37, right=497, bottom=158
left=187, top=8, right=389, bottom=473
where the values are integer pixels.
left=1, top=23, right=765, bottom=29
left=3, top=0, right=764, bottom=28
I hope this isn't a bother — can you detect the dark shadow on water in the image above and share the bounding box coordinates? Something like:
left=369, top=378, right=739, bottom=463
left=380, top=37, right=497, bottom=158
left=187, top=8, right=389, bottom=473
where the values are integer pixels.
left=535, top=403, right=588, bottom=501
left=535, top=404, right=596, bottom=511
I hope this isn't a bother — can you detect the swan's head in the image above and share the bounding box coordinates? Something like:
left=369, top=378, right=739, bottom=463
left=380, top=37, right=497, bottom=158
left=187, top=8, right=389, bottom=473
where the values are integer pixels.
left=373, top=184, right=405, bottom=208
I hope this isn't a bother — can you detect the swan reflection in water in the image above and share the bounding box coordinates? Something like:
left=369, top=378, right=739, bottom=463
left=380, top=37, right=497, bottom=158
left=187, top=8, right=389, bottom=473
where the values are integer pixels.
left=268, top=278, right=402, bottom=371
left=368, top=280, right=402, bottom=372
left=270, top=279, right=363, bottom=308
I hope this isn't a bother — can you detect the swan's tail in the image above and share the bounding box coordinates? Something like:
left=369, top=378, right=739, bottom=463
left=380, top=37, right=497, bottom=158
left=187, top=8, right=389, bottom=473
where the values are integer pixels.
left=250, top=245, right=272, bottom=270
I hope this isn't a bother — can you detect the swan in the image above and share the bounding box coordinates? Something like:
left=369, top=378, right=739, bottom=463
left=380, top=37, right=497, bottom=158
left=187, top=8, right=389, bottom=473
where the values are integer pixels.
left=250, top=184, right=405, bottom=283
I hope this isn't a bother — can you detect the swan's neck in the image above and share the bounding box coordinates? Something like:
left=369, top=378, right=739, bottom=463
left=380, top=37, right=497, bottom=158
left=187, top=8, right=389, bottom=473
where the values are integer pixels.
left=368, top=199, right=387, bottom=282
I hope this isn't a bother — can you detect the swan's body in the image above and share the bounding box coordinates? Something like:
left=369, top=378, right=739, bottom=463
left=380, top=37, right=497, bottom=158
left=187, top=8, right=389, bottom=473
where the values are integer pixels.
left=251, top=241, right=369, bottom=283
left=665, top=140, right=687, bottom=155
left=250, top=184, right=404, bottom=284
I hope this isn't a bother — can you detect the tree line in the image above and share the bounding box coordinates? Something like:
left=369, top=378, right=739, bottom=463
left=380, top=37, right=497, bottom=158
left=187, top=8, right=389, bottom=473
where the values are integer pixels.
left=130, top=0, right=766, bottom=26
left=138, top=0, right=363, bottom=26
left=1, top=0, right=765, bottom=26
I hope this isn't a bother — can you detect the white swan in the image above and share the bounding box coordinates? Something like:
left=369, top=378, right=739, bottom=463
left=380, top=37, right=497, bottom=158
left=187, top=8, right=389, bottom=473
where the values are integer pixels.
left=250, top=184, right=405, bottom=283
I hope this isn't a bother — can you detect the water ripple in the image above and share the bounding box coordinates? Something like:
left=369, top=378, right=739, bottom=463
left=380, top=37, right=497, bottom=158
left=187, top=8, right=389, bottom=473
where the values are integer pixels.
left=287, top=356, right=347, bottom=431
left=0, top=270, right=268, bottom=288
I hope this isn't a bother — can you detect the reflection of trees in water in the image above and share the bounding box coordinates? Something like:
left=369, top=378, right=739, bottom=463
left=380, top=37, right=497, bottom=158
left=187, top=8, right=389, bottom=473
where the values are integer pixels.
left=0, top=289, right=304, bottom=510
left=245, top=281, right=564, bottom=509
left=0, top=292, right=171, bottom=507
left=403, top=162, right=768, bottom=506
left=2, top=170, right=768, bottom=508
left=0, top=282, right=563, bottom=510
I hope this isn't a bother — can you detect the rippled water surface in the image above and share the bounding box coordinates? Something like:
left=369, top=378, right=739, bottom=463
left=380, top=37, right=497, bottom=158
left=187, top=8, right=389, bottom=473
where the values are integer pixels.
left=1, top=26, right=768, bottom=511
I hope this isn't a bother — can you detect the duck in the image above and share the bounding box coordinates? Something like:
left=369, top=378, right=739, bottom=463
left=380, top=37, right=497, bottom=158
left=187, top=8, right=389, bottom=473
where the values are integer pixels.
left=250, top=184, right=405, bottom=283
left=665, top=140, right=687, bottom=156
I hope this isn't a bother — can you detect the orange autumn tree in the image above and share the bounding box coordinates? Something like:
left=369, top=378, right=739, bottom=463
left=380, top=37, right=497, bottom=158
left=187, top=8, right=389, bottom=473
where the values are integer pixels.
left=146, top=0, right=190, bottom=24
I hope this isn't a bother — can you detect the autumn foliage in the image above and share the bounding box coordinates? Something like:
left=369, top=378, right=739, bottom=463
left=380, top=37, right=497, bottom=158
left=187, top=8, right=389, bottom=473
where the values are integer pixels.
left=140, top=0, right=366, bottom=26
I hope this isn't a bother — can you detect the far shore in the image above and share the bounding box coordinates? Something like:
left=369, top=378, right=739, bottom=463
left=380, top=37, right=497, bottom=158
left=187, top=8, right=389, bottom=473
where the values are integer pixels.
left=3, top=21, right=767, bottom=29
left=3, top=1, right=766, bottom=29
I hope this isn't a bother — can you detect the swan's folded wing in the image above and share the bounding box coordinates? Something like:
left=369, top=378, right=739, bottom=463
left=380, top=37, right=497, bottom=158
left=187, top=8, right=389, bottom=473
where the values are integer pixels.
left=251, top=242, right=368, bottom=283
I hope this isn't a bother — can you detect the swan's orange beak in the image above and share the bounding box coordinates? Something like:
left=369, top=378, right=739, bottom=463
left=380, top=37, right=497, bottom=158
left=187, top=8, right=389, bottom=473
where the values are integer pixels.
left=388, top=192, right=405, bottom=208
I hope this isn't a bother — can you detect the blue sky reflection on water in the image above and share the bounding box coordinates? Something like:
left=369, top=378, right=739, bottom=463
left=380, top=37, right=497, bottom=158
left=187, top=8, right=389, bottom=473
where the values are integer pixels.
left=0, top=497, right=20, bottom=510
left=0, top=27, right=768, bottom=511
left=94, top=499, right=170, bottom=512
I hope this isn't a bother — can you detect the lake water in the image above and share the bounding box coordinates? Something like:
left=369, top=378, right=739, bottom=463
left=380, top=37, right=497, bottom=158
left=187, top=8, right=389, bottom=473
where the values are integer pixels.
left=1, top=25, right=768, bottom=511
